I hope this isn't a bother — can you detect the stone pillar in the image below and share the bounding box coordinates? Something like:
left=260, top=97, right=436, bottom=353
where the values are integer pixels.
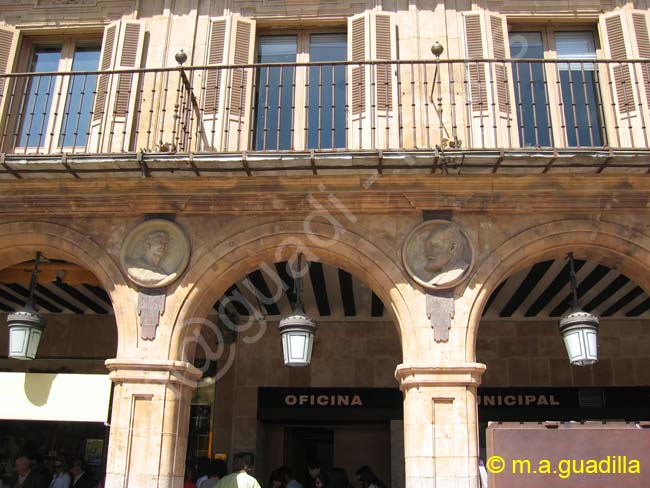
left=395, top=363, right=486, bottom=488
left=104, top=359, right=202, bottom=488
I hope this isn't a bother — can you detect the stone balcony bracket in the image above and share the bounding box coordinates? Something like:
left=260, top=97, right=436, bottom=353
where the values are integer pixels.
left=395, top=363, right=487, bottom=391
left=105, top=358, right=203, bottom=389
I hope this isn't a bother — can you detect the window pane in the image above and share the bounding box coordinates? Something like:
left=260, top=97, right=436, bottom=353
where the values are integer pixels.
left=556, top=32, right=604, bottom=147
left=18, top=46, right=61, bottom=147
left=254, top=36, right=296, bottom=150
left=509, top=32, right=552, bottom=147
left=59, top=44, right=100, bottom=148
left=308, top=34, right=346, bottom=149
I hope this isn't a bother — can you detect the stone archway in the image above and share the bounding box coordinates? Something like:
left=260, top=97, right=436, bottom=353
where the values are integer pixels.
left=167, top=219, right=421, bottom=364
left=464, top=218, right=650, bottom=363
left=157, top=219, right=420, bottom=487
left=0, top=220, right=137, bottom=352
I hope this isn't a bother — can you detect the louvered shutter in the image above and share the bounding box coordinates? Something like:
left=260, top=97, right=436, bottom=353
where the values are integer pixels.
left=199, top=15, right=255, bottom=151
left=372, top=12, right=398, bottom=148
left=89, top=19, right=144, bottom=152
left=631, top=12, right=650, bottom=111
left=347, top=11, right=397, bottom=150
left=348, top=12, right=368, bottom=148
left=628, top=10, right=650, bottom=147
left=463, top=12, right=516, bottom=148
left=600, top=10, right=650, bottom=147
left=224, top=16, right=255, bottom=151
left=200, top=17, right=229, bottom=150
left=0, top=25, right=19, bottom=151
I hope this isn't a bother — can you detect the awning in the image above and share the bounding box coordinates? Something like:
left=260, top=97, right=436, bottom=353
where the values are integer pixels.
left=0, top=372, right=111, bottom=422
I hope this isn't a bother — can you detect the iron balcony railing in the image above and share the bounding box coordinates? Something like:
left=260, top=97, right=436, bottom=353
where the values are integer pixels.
left=0, top=59, right=649, bottom=156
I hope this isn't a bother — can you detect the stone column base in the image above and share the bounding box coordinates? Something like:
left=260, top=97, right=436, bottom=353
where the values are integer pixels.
left=104, top=359, right=202, bottom=488
left=395, top=363, right=486, bottom=488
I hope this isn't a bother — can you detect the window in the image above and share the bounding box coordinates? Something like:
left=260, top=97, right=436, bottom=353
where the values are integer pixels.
left=509, top=32, right=551, bottom=147
left=509, top=28, right=605, bottom=148
left=253, top=31, right=347, bottom=151
left=254, top=36, right=297, bottom=151
left=16, top=39, right=100, bottom=151
left=307, top=34, right=347, bottom=150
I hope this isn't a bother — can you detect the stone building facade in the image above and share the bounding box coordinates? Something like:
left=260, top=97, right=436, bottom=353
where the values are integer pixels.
left=1, top=0, right=650, bottom=487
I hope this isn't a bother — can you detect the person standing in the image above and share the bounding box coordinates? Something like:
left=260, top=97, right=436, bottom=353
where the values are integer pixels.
left=266, top=469, right=286, bottom=488
left=69, top=461, right=94, bottom=488
left=195, top=457, right=211, bottom=488
left=201, top=460, right=228, bottom=488
left=354, top=467, right=385, bottom=488
left=48, top=460, right=70, bottom=488
left=312, top=474, right=328, bottom=488
left=281, top=467, right=301, bottom=488
left=214, top=453, right=260, bottom=488
left=304, top=461, right=321, bottom=488
left=10, top=456, right=47, bottom=488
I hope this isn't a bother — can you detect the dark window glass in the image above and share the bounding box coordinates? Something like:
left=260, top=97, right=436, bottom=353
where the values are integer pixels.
left=509, top=32, right=552, bottom=147
left=18, top=46, right=62, bottom=147
left=556, top=32, right=604, bottom=147
left=254, top=36, right=296, bottom=150
left=59, top=44, right=100, bottom=148
left=307, top=34, right=346, bottom=149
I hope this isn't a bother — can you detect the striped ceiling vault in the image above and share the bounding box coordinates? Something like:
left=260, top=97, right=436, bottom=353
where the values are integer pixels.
left=482, top=259, right=650, bottom=320
left=0, top=259, right=648, bottom=320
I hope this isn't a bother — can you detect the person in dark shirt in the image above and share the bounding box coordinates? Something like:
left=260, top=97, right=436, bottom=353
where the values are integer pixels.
left=10, top=456, right=48, bottom=488
left=69, top=460, right=94, bottom=488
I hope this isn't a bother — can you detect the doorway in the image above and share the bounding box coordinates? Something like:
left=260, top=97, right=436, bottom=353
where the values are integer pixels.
left=285, top=427, right=334, bottom=478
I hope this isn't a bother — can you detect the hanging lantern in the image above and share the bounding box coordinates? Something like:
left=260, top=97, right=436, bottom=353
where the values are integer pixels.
left=7, top=252, right=47, bottom=360
left=279, top=302, right=317, bottom=367
left=558, top=253, right=598, bottom=366
left=279, top=255, right=316, bottom=367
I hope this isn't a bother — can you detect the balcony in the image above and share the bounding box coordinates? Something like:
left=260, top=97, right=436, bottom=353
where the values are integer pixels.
left=1, top=59, right=649, bottom=178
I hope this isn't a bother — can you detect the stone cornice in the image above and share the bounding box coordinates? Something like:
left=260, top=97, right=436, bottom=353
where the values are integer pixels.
left=106, top=358, right=202, bottom=388
left=486, top=0, right=614, bottom=15
left=395, top=363, right=487, bottom=389
left=1, top=174, right=650, bottom=216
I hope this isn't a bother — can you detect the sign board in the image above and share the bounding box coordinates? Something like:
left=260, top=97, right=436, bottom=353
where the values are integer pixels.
left=486, top=422, right=650, bottom=488
left=257, top=387, right=403, bottom=422
left=478, top=387, right=650, bottom=422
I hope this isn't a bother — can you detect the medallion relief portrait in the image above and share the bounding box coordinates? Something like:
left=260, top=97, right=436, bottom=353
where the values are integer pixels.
left=402, top=220, right=474, bottom=290
left=120, top=219, right=191, bottom=288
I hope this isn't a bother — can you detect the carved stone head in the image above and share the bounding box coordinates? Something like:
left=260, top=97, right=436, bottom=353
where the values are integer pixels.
left=120, top=219, right=190, bottom=288
left=402, top=220, right=474, bottom=290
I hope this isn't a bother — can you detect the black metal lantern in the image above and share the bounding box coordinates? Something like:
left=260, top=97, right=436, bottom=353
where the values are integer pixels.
left=558, top=253, right=599, bottom=366
left=7, top=252, right=46, bottom=360
left=279, top=254, right=316, bottom=367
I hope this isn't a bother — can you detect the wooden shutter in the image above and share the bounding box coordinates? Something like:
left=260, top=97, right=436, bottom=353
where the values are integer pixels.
left=200, top=17, right=228, bottom=150
left=0, top=25, right=19, bottom=151
left=631, top=11, right=650, bottom=141
left=463, top=12, right=516, bottom=148
left=464, top=14, right=487, bottom=114
left=92, top=24, right=116, bottom=126
left=489, top=14, right=517, bottom=147
left=347, top=11, right=397, bottom=149
left=603, top=14, right=634, bottom=113
left=89, top=19, right=144, bottom=152
left=225, top=16, right=255, bottom=151
left=199, top=15, right=255, bottom=151
left=632, top=12, right=650, bottom=108
left=90, top=21, right=119, bottom=151
left=373, top=12, right=398, bottom=148
left=374, top=14, right=393, bottom=111
left=600, top=9, right=650, bottom=147
left=349, top=14, right=367, bottom=119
